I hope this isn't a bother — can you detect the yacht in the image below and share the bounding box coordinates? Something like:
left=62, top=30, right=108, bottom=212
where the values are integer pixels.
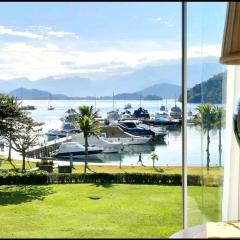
left=124, top=103, right=132, bottom=109
left=133, top=107, right=150, bottom=119
left=21, top=105, right=36, bottom=110
left=52, top=142, right=103, bottom=159
left=71, top=134, right=123, bottom=153
left=100, top=125, right=152, bottom=145
left=143, top=112, right=181, bottom=127
left=107, top=110, right=121, bottom=121
left=48, top=105, right=55, bottom=111
left=62, top=122, right=79, bottom=133
left=47, top=129, right=66, bottom=140
left=60, top=108, right=78, bottom=122
left=170, top=104, right=182, bottom=119
left=118, top=120, right=166, bottom=139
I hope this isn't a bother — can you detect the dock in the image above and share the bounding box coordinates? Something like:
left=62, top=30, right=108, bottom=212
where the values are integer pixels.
left=26, top=136, right=72, bottom=159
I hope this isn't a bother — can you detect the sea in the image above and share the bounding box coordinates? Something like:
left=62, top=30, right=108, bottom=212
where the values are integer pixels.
left=21, top=99, right=225, bottom=167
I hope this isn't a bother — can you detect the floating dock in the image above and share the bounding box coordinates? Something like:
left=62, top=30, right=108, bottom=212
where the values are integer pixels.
left=26, top=136, right=72, bottom=159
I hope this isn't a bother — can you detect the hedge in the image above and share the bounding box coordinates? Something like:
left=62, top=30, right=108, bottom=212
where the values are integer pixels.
left=0, top=171, right=48, bottom=185
left=0, top=172, right=208, bottom=186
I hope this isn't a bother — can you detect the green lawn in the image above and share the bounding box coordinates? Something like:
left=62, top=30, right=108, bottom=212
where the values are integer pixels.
left=0, top=184, right=220, bottom=238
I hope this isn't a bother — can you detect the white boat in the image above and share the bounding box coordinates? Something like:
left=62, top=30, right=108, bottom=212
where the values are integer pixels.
left=124, top=103, right=132, bottom=109
left=71, top=134, right=123, bottom=153
left=47, top=129, right=66, bottom=140
left=107, top=110, right=121, bottom=121
left=48, top=105, right=55, bottom=110
left=100, top=125, right=152, bottom=145
left=53, top=142, right=103, bottom=159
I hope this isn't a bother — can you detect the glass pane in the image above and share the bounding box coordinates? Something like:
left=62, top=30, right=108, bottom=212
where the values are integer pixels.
left=0, top=2, right=183, bottom=238
left=187, top=2, right=227, bottom=227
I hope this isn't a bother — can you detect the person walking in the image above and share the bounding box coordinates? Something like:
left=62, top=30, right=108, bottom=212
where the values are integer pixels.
left=137, top=153, right=144, bottom=166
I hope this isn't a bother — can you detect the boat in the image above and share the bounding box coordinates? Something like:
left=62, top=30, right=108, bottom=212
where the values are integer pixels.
left=124, top=103, right=132, bottom=109
left=46, top=129, right=66, bottom=140
left=118, top=120, right=166, bottom=139
left=21, top=105, right=36, bottom=110
left=62, top=122, right=79, bottom=133
left=71, top=134, right=123, bottom=153
left=48, top=105, right=55, bottom=111
left=107, top=110, right=121, bottom=121
left=52, top=142, right=103, bottom=159
left=160, top=105, right=166, bottom=111
left=60, top=108, right=78, bottom=122
left=100, top=125, right=152, bottom=145
left=133, top=107, right=150, bottom=119
left=170, top=98, right=182, bottom=119
left=142, top=111, right=181, bottom=128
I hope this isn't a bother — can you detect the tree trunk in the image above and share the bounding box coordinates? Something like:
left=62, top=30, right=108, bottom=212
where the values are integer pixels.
left=218, top=127, right=222, bottom=167
left=84, top=135, right=88, bottom=174
left=153, top=159, right=155, bottom=169
left=206, top=130, right=210, bottom=171
left=22, top=151, right=26, bottom=172
left=7, top=137, right=16, bottom=169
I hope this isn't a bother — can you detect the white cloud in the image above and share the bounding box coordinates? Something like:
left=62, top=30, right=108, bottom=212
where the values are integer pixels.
left=0, top=25, right=47, bottom=40
left=0, top=41, right=221, bottom=80
left=47, top=31, right=78, bottom=39
left=150, top=17, right=174, bottom=27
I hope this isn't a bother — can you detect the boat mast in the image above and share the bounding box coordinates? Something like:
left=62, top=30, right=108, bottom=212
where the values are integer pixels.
left=113, top=92, right=115, bottom=111
left=140, top=94, right=142, bottom=107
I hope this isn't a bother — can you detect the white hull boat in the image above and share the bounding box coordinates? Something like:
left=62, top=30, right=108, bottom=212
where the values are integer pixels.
left=71, top=134, right=123, bottom=153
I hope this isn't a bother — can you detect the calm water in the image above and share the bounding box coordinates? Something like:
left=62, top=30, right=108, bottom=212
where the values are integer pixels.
left=22, top=99, right=225, bottom=167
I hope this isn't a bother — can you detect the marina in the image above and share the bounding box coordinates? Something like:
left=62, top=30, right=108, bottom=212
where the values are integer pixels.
left=12, top=99, right=226, bottom=167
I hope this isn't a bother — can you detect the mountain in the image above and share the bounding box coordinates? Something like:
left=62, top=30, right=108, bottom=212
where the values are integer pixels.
left=8, top=88, right=79, bottom=100
left=178, top=72, right=226, bottom=103
left=0, top=57, right=225, bottom=97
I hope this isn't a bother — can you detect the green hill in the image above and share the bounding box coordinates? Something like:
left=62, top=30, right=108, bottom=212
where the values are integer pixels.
left=179, top=72, right=226, bottom=103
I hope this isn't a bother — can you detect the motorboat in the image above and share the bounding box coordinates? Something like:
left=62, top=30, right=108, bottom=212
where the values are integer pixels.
left=99, top=125, right=152, bottom=145
left=62, top=122, right=79, bottom=133
left=60, top=108, right=78, bottom=122
left=120, top=110, right=133, bottom=120
left=21, top=105, right=36, bottom=110
left=71, top=133, right=123, bottom=153
left=52, top=142, right=103, bottom=159
left=48, top=105, right=55, bottom=110
left=137, top=123, right=168, bottom=138
left=124, top=103, right=132, bottom=109
left=107, top=110, right=121, bottom=121
left=47, top=129, right=66, bottom=140
left=133, top=107, right=150, bottom=119
left=160, top=105, right=166, bottom=111
left=118, top=120, right=166, bottom=139
left=170, top=105, right=182, bottom=119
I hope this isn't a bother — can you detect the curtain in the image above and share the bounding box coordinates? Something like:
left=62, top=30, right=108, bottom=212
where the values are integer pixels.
left=222, top=65, right=240, bottom=221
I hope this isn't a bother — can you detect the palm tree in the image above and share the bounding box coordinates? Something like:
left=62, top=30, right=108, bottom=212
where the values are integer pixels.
left=150, top=151, right=159, bottom=169
left=214, top=106, right=225, bottom=167
left=193, top=104, right=216, bottom=171
left=76, top=105, right=100, bottom=174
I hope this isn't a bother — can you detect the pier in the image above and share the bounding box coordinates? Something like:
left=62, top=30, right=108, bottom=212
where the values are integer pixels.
left=26, top=136, right=72, bottom=159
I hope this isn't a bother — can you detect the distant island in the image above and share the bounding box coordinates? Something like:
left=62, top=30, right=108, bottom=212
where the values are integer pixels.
left=7, top=83, right=181, bottom=100
left=178, top=72, right=226, bottom=103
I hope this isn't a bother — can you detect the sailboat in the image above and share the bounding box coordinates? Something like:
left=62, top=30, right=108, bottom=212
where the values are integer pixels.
left=48, top=94, right=55, bottom=110
left=170, top=96, right=182, bottom=119
left=107, top=92, right=121, bottom=121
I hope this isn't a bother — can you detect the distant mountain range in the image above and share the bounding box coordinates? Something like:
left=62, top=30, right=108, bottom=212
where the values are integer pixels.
left=0, top=57, right=225, bottom=97
left=8, top=83, right=181, bottom=100
left=8, top=88, right=80, bottom=100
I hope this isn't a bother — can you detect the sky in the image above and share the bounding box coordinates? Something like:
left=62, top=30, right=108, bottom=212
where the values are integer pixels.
left=0, top=2, right=227, bottom=80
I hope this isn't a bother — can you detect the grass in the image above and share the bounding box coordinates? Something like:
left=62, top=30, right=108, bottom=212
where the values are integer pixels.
left=0, top=184, right=220, bottom=238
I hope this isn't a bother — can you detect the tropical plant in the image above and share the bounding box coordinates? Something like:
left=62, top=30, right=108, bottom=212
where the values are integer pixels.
left=193, top=103, right=216, bottom=171
left=150, top=151, right=159, bottom=169
left=76, top=105, right=100, bottom=174
left=213, top=106, right=225, bottom=167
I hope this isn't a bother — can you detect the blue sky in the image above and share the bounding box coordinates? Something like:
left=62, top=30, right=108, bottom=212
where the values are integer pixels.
left=0, top=2, right=227, bottom=80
